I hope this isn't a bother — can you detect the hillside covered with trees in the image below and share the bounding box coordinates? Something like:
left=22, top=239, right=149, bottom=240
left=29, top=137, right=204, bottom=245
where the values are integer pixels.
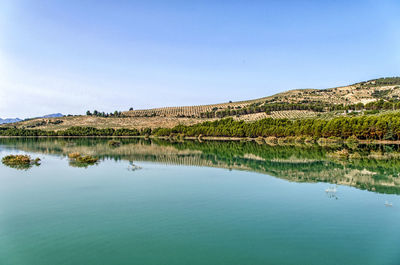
left=2, top=112, right=400, bottom=141
left=154, top=113, right=400, bottom=140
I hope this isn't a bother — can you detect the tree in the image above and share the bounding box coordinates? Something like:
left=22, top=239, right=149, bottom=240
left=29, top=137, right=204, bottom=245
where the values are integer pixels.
left=129, top=107, right=133, bottom=111
left=355, top=103, right=364, bottom=110
left=86, top=110, right=92, bottom=116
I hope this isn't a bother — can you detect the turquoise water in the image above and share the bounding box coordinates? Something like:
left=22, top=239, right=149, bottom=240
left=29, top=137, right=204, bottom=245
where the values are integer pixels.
left=0, top=139, right=399, bottom=265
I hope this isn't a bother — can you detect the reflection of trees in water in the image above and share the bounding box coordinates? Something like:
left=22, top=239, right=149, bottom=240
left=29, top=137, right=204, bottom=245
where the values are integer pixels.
left=1, top=137, right=400, bottom=194
left=326, top=192, right=339, bottom=200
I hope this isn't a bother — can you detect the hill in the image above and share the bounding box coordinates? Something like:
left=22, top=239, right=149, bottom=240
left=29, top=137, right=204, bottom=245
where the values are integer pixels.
left=123, top=77, right=400, bottom=118
left=2, top=77, right=400, bottom=130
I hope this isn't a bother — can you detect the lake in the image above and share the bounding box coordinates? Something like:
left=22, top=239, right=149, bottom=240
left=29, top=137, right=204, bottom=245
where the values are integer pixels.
left=0, top=138, right=399, bottom=265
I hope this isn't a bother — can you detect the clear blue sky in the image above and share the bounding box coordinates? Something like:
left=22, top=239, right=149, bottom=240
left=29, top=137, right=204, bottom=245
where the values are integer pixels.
left=0, top=0, right=399, bottom=118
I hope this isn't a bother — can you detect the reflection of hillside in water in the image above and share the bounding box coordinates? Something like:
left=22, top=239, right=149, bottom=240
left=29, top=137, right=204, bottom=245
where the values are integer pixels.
left=1, top=138, right=400, bottom=195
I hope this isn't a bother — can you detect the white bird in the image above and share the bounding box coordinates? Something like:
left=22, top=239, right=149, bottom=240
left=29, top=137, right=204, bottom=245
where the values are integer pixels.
left=384, top=201, right=393, bottom=207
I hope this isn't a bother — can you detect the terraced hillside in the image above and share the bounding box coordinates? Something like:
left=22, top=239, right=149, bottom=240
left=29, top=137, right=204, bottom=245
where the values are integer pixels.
left=124, top=77, right=400, bottom=118
left=2, top=77, right=400, bottom=130
left=124, top=98, right=268, bottom=118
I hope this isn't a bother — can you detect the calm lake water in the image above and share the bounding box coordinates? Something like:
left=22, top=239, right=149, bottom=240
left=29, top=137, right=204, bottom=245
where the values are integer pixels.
left=0, top=138, right=399, bottom=265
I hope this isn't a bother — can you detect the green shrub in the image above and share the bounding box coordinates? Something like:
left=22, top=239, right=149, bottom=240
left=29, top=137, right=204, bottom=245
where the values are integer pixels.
left=68, top=153, right=98, bottom=167
left=2, top=155, right=41, bottom=169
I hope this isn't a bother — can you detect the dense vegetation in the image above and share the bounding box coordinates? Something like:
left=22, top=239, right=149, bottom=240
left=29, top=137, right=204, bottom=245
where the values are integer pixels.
left=0, top=126, right=147, bottom=137
left=155, top=113, right=400, bottom=140
left=2, top=112, right=400, bottom=141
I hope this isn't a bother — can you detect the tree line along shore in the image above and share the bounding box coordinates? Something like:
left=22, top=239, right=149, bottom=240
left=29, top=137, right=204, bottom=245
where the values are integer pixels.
left=2, top=112, right=400, bottom=142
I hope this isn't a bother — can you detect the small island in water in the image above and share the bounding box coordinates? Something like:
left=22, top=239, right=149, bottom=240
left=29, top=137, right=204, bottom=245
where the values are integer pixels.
left=2, top=154, right=41, bottom=170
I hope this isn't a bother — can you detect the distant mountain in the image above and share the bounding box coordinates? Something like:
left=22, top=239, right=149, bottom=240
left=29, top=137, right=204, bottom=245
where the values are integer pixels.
left=0, top=118, right=22, bottom=125
left=0, top=113, right=63, bottom=125
left=40, top=113, right=64, bottom=118
left=25, top=113, right=64, bottom=120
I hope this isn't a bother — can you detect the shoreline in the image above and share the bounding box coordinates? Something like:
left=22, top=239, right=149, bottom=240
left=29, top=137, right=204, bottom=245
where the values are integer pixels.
left=1, top=135, right=400, bottom=144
